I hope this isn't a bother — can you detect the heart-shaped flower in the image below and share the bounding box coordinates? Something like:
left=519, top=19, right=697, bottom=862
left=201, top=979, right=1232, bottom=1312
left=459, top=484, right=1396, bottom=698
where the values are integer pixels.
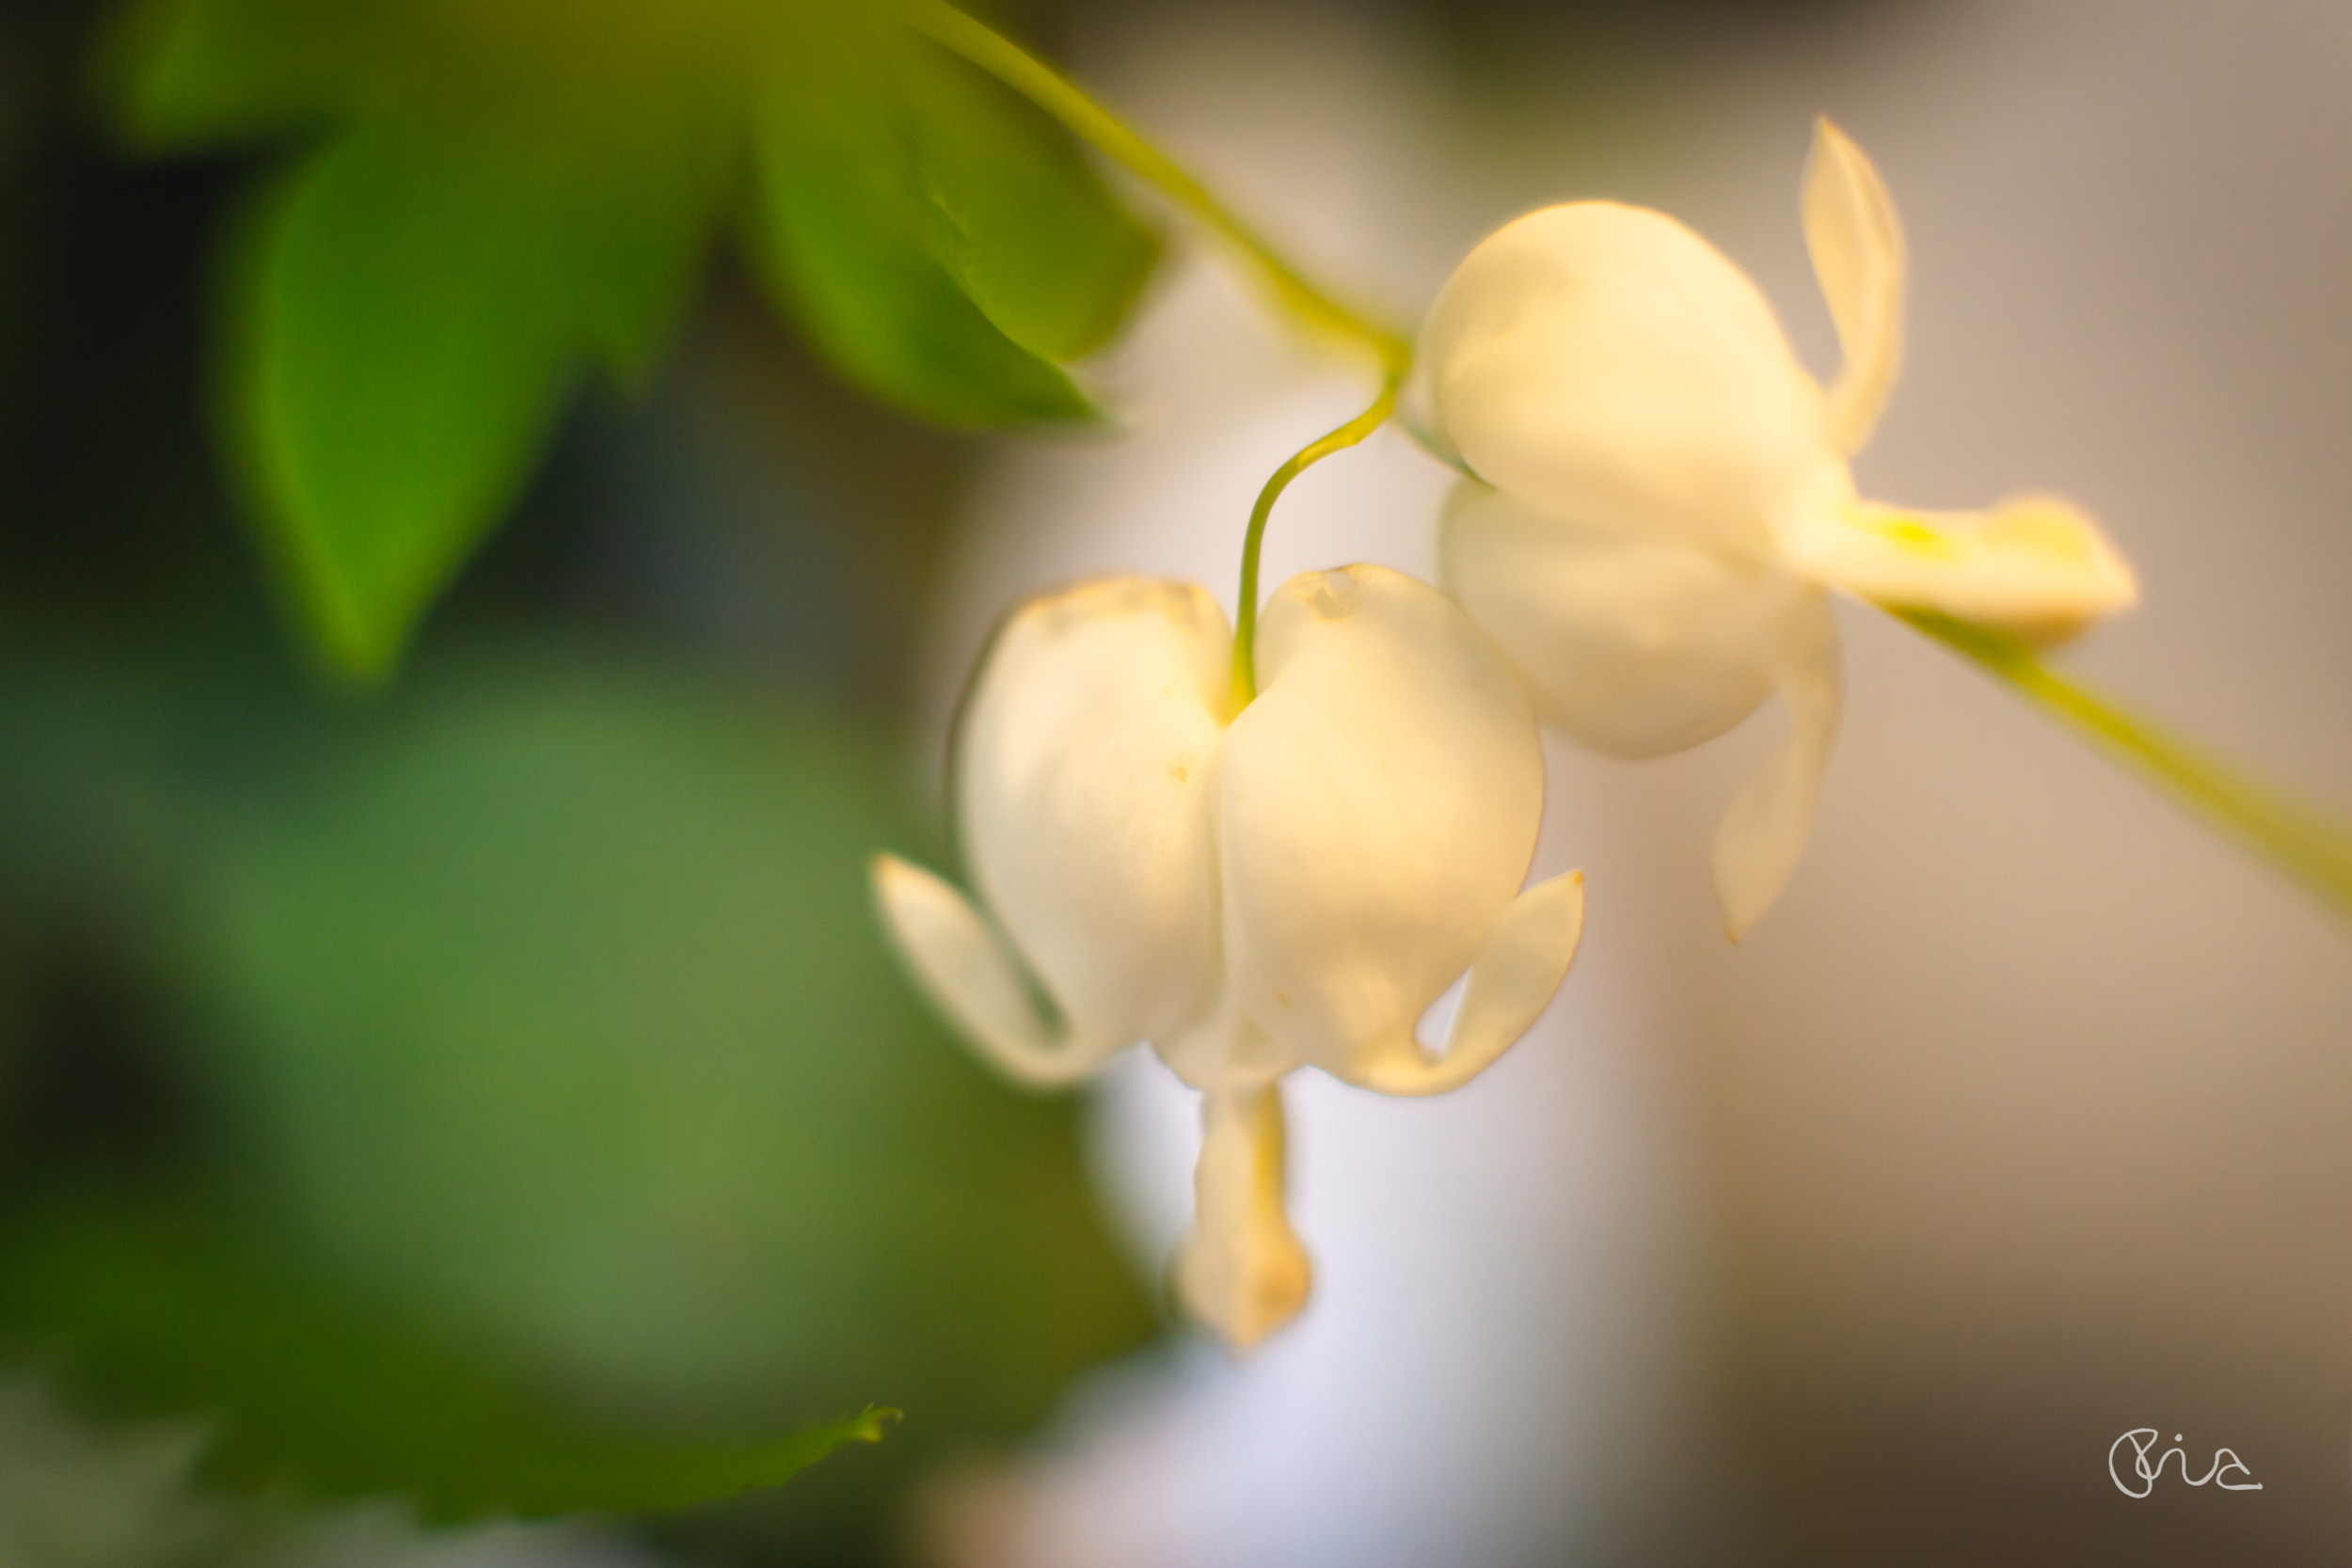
left=1411, top=119, right=2137, bottom=935
left=873, top=565, right=1583, bottom=1345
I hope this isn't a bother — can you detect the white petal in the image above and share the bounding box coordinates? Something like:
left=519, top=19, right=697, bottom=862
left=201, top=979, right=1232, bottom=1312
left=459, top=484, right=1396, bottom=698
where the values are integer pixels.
left=870, top=855, right=1106, bottom=1085
left=1174, top=1085, right=1312, bottom=1349
left=1780, top=495, right=2138, bottom=642
left=1439, top=479, right=1808, bottom=757
left=1395, top=351, right=1470, bottom=476
left=1417, top=200, right=1831, bottom=556
left=1713, top=590, right=1843, bottom=938
left=1804, top=118, right=1906, bottom=453
left=1341, top=871, right=1584, bottom=1098
left=1216, top=565, right=1545, bottom=1083
left=959, top=578, right=1232, bottom=1055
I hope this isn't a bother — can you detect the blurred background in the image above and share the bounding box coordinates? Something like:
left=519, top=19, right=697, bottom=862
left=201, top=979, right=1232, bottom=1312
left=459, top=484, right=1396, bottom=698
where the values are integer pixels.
left=2, top=0, right=2349, bottom=1564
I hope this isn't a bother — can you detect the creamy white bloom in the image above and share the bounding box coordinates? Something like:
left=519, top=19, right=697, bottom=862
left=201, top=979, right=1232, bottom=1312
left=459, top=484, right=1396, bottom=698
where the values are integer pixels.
left=873, top=566, right=1584, bottom=1346
left=1412, top=119, right=2137, bottom=936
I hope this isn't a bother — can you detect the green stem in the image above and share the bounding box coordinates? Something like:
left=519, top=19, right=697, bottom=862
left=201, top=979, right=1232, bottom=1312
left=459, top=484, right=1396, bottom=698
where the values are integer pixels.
left=1897, top=609, right=2352, bottom=922
left=910, top=0, right=1413, bottom=372
left=1232, top=374, right=1403, bottom=706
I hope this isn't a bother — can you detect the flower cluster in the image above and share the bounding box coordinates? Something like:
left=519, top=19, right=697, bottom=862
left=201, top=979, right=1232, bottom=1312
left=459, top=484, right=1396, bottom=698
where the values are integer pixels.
left=873, top=120, right=2134, bottom=1346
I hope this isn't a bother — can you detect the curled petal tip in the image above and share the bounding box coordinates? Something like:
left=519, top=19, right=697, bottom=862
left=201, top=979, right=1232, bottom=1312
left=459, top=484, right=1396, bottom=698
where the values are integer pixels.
left=1336, top=870, right=1584, bottom=1099
left=1793, top=496, right=2137, bottom=642
left=871, top=854, right=1107, bottom=1088
left=1710, top=593, right=1842, bottom=940
left=1803, top=115, right=1905, bottom=454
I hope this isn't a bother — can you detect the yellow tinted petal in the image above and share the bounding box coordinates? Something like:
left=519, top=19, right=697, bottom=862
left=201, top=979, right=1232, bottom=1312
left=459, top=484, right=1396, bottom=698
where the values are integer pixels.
left=1217, top=564, right=1544, bottom=1081
left=870, top=855, right=1107, bottom=1085
left=1418, top=201, right=1829, bottom=556
left=1784, top=495, right=2138, bottom=642
left=1174, top=1085, right=1312, bottom=1349
left=1338, top=871, right=1584, bottom=1098
left=1803, top=118, right=1906, bottom=453
left=1712, top=591, right=1843, bottom=938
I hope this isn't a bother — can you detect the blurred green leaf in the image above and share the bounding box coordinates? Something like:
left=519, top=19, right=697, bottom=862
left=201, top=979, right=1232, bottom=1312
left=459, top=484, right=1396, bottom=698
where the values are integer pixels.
left=896, top=40, right=1161, bottom=365
left=0, top=1200, right=890, bottom=1522
left=103, top=0, right=362, bottom=150
left=190, top=659, right=1155, bottom=1483
left=101, top=0, right=799, bottom=146
left=225, top=119, right=726, bottom=679
left=745, top=23, right=1156, bottom=426
left=746, top=106, right=1086, bottom=427
left=0, top=649, right=1156, bottom=1532
left=101, top=0, right=1161, bottom=677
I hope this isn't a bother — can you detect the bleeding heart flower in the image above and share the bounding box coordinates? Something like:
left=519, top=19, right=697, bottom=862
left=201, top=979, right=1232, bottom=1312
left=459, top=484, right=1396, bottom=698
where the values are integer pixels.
left=1411, top=119, right=2136, bottom=935
left=873, top=565, right=1583, bottom=1346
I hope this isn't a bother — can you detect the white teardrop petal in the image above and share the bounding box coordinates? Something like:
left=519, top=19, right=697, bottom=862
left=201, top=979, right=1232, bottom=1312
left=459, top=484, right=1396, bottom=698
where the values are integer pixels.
left=1439, top=479, right=1803, bottom=757
left=1341, top=871, right=1584, bottom=1098
left=1804, top=118, right=1906, bottom=453
left=1782, top=495, right=2138, bottom=642
left=1417, top=200, right=1831, bottom=557
left=959, top=578, right=1232, bottom=1055
left=1216, top=565, right=1544, bottom=1082
left=870, top=855, right=1105, bottom=1085
left=1174, top=1085, right=1312, bottom=1349
left=1713, top=590, right=1844, bottom=938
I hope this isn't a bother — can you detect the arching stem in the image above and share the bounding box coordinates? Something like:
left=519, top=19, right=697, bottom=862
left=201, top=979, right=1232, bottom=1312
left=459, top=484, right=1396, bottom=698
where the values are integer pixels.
left=1896, top=610, right=2352, bottom=921
left=908, top=3, right=1416, bottom=704
left=1231, top=373, right=1402, bottom=707
left=909, top=0, right=1412, bottom=373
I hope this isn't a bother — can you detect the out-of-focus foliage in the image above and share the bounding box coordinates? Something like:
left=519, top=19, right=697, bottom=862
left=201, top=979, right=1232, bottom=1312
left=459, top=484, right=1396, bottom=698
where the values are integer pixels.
left=2, top=0, right=1163, bottom=1544
left=0, top=1203, right=891, bottom=1521
left=102, top=0, right=1159, bottom=676
left=199, top=659, right=1156, bottom=1437
left=0, top=648, right=1158, bottom=1533
left=746, top=33, right=1154, bottom=428
left=218, top=120, right=730, bottom=682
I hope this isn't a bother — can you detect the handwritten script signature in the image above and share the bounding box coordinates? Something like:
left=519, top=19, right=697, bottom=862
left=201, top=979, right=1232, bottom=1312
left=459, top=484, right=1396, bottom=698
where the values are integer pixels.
left=2108, top=1430, right=2262, bottom=1497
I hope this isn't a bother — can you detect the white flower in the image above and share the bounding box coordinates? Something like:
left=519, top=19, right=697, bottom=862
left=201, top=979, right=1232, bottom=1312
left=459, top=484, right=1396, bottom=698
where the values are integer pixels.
left=1410, top=119, right=2137, bottom=936
left=872, top=566, right=1584, bottom=1346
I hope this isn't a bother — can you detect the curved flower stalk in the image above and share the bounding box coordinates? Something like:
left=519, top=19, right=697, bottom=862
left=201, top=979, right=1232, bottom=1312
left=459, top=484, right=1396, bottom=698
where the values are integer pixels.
left=873, top=567, right=1584, bottom=1346
left=1412, top=119, right=2138, bottom=937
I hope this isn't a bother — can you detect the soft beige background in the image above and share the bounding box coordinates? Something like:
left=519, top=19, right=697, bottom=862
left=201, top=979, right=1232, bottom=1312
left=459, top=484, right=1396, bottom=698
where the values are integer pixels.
left=911, top=1, right=2352, bottom=1561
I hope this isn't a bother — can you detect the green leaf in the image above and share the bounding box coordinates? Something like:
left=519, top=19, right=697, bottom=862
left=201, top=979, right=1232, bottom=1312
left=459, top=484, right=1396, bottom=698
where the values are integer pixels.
left=225, top=119, right=724, bottom=680
left=0, top=1199, right=890, bottom=1521
left=0, top=652, right=1154, bottom=1528
left=100, top=0, right=801, bottom=150
left=896, top=39, right=1160, bottom=365
left=747, top=57, right=1095, bottom=428
left=105, top=0, right=1165, bottom=673
left=101, top=0, right=366, bottom=151
left=192, top=658, right=1155, bottom=1465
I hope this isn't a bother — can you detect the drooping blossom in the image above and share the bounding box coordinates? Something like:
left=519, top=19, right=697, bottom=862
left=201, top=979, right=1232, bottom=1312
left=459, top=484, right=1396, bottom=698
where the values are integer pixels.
left=873, top=565, right=1583, bottom=1345
left=1411, top=119, right=2137, bottom=935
